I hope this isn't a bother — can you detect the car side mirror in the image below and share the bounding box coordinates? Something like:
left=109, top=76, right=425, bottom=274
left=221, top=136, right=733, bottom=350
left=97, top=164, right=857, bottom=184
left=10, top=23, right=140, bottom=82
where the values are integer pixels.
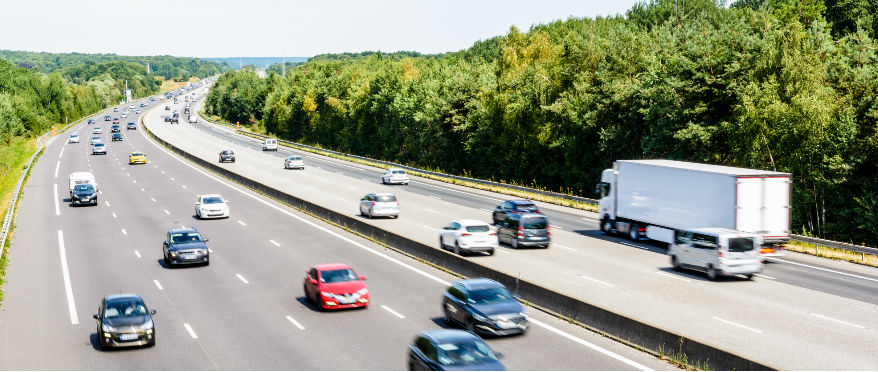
left=495, top=206, right=501, bottom=209
left=203, top=238, right=209, bottom=242
left=195, top=202, right=200, bottom=205
left=359, top=276, right=367, bottom=281
left=93, top=314, right=99, bottom=319
left=495, top=352, right=505, bottom=359
left=150, top=309, right=157, bottom=315
left=308, top=279, right=318, bottom=285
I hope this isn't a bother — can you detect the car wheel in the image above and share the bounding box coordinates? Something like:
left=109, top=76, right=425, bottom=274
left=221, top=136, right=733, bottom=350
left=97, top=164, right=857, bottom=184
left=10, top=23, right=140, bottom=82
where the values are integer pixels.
left=439, top=237, right=445, bottom=250
left=465, top=318, right=476, bottom=334
left=512, top=238, right=519, bottom=249
left=381, top=178, right=386, bottom=184
left=707, top=265, right=717, bottom=281
left=454, top=242, right=461, bottom=255
left=303, top=284, right=312, bottom=304
left=367, top=208, right=373, bottom=219
left=488, top=249, right=495, bottom=256
left=671, top=256, right=680, bottom=271
left=746, top=274, right=754, bottom=280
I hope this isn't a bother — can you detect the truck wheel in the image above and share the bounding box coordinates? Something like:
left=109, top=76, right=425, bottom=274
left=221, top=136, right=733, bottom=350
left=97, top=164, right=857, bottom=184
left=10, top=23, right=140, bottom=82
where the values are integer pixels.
left=629, top=224, right=639, bottom=241
left=601, top=217, right=613, bottom=235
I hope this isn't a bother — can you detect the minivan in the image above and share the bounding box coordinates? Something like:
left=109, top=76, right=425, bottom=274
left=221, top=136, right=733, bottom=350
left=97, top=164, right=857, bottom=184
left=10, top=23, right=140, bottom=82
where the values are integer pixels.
left=668, top=228, right=763, bottom=280
left=263, top=138, right=278, bottom=151
left=497, top=213, right=550, bottom=249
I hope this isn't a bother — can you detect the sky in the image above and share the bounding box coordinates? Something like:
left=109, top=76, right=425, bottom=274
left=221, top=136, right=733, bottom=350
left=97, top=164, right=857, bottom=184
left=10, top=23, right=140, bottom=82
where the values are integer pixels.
left=0, top=0, right=642, bottom=58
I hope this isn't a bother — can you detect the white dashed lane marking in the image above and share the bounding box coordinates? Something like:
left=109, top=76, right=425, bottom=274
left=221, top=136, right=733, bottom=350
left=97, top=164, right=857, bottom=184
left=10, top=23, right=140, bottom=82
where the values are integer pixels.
left=269, top=240, right=281, bottom=247
left=286, top=315, right=305, bottom=330
left=154, top=280, right=164, bottom=290
left=183, top=323, right=198, bottom=339
left=381, top=305, right=405, bottom=319
left=236, top=274, right=249, bottom=284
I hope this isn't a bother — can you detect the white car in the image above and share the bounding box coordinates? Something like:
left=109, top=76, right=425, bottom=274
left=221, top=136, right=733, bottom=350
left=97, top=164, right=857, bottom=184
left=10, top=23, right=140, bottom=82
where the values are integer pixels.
left=129, top=104, right=135, bottom=109
left=284, top=155, right=305, bottom=169
left=135, top=109, right=141, bottom=114
left=195, top=194, right=230, bottom=219
left=120, top=112, right=128, bottom=118
left=381, top=168, right=410, bottom=185
left=69, top=134, right=80, bottom=143
left=359, top=193, right=399, bottom=218
left=92, top=127, right=101, bottom=134
left=439, top=220, right=498, bottom=255
left=91, top=143, right=107, bottom=155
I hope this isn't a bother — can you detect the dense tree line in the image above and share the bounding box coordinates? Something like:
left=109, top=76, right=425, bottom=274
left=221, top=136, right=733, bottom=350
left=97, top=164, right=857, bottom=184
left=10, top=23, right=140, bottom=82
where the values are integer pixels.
left=0, top=50, right=228, bottom=80
left=205, top=0, right=877, bottom=246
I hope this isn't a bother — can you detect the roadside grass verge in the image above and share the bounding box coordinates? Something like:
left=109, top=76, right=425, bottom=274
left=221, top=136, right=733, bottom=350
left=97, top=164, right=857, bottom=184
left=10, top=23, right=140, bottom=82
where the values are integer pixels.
left=783, top=241, right=878, bottom=268
left=0, top=137, right=38, bottom=304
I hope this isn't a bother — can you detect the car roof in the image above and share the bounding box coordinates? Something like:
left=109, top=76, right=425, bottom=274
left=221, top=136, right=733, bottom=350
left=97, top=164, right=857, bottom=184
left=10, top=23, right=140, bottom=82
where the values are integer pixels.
left=313, top=263, right=353, bottom=271
left=419, top=329, right=481, bottom=343
left=371, top=192, right=395, bottom=197
left=130, top=152, right=142, bottom=155
left=456, top=219, right=491, bottom=227
left=169, top=228, right=199, bottom=234
left=455, top=278, right=506, bottom=291
left=105, top=293, right=142, bottom=301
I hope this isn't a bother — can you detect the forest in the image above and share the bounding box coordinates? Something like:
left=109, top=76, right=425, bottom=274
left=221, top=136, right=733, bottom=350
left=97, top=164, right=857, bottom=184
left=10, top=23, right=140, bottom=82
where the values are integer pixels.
left=0, top=50, right=228, bottom=80
left=204, top=0, right=877, bottom=246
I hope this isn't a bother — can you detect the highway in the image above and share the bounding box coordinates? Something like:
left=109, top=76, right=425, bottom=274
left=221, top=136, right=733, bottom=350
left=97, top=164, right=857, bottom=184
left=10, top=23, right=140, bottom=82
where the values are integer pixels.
left=136, top=87, right=878, bottom=370
left=0, top=97, right=671, bottom=370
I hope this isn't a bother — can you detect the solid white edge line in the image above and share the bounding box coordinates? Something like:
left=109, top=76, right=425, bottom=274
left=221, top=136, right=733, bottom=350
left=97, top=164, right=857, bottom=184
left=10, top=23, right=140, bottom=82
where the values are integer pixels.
left=183, top=323, right=198, bottom=339
left=809, top=313, right=865, bottom=329
left=140, top=117, right=650, bottom=365
left=236, top=274, right=249, bottom=284
left=526, top=317, right=652, bottom=371
left=767, top=258, right=878, bottom=282
left=53, top=184, right=60, bottom=216
left=285, top=315, right=305, bottom=330
left=58, top=147, right=65, bottom=159
left=269, top=239, right=281, bottom=247
left=54, top=161, right=60, bottom=178
left=410, top=181, right=504, bottom=202
left=381, top=305, right=406, bottom=319
left=134, top=250, right=141, bottom=258
left=580, top=274, right=615, bottom=287
left=753, top=274, right=775, bottom=280
left=712, top=316, right=763, bottom=333
left=153, top=279, right=164, bottom=290
left=57, top=230, right=78, bottom=324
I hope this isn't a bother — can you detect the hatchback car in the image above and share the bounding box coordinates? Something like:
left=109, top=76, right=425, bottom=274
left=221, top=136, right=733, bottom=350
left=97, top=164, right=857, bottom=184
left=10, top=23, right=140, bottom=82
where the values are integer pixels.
left=359, top=193, right=399, bottom=218
left=71, top=183, right=98, bottom=206
left=439, top=220, right=498, bottom=255
left=218, top=149, right=235, bottom=163
left=303, top=263, right=369, bottom=310
left=112, top=133, right=123, bottom=141
left=92, top=127, right=102, bottom=134
left=129, top=152, right=146, bottom=164
left=442, top=278, right=527, bottom=336
left=491, top=200, right=540, bottom=225
left=162, top=228, right=210, bottom=267
left=381, top=168, right=410, bottom=185
left=669, top=228, right=763, bottom=280
left=69, top=134, right=80, bottom=143
left=93, top=293, right=156, bottom=350
left=284, top=155, right=305, bottom=169
left=496, top=213, right=551, bottom=249
left=195, top=194, right=229, bottom=219
left=409, top=330, right=505, bottom=371
left=91, top=143, right=107, bottom=155
left=127, top=122, right=136, bottom=130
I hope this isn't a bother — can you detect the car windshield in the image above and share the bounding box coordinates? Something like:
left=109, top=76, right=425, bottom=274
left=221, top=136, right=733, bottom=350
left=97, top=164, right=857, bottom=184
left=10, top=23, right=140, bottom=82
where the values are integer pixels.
left=94, top=144, right=104, bottom=148
left=74, top=184, right=94, bottom=192
left=376, top=195, right=397, bottom=202
left=465, top=225, right=490, bottom=233
left=522, top=217, right=548, bottom=229
left=104, top=298, right=147, bottom=318
left=170, top=232, right=203, bottom=244
left=467, top=286, right=514, bottom=304
left=728, top=237, right=754, bottom=252
left=320, top=268, right=359, bottom=283
left=222, top=150, right=233, bottom=155
left=288, top=156, right=302, bottom=161
left=203, top=197, right=224, bottom=204
left=131, top=153, right=143, bottom=157
left=436, top=340, right=497, bottom=366
left=513, top=203, right=538, bottom=212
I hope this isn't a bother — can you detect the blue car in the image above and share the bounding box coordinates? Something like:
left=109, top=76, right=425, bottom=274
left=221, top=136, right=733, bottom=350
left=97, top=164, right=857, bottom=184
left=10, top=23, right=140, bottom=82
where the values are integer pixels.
left=409, top=330, right=505, bottom=370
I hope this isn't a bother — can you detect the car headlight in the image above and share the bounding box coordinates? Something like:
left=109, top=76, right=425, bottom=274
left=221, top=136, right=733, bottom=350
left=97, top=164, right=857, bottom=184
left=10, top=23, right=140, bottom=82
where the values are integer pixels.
left=355, top=288, right=368, bottom=296
left=200, top=250, right=208, bottom=255
left=320, top=291, right=335, bottom=299
left=101, top=324, right=115, bottom=332
left=472, top=313, right=489, bottom=322
left=169, top=251, right=178, bottom=257
left=140, top=319, right=153, bottom=330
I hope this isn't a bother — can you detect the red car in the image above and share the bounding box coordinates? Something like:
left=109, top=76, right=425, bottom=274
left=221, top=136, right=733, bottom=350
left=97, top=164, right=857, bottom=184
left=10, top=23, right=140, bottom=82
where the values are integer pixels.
left=303, top=263, right=369, bottom=310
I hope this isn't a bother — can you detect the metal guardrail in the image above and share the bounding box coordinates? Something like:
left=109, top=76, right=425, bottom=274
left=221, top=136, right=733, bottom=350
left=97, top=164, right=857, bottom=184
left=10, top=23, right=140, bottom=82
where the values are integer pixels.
left=197, top=112, right=877, bottom=256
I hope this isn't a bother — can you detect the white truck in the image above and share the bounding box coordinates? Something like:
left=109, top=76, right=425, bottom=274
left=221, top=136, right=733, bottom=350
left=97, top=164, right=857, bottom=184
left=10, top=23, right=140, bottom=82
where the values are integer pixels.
left=69, top=172, right=98, bottom=197
left=595, top=160, right=791, bottom=254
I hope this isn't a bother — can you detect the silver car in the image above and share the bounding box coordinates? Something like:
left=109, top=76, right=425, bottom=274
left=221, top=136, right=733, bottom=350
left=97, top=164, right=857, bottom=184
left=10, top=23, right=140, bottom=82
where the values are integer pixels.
left=359, top=193, right=399, bottom=218
left=284, top=155, right=305, bottom=169
left=381, top=168, right=410, bottom=185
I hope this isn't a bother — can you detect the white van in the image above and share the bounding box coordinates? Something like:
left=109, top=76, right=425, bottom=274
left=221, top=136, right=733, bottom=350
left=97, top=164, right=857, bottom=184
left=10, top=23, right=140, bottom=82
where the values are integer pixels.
left=668, top=228, right=763, bottom=280
left=188, top=115, right=198, bottom=123
left=69, top=172, right=97, bottom=197
left=262, top=138, right=278, bottom=151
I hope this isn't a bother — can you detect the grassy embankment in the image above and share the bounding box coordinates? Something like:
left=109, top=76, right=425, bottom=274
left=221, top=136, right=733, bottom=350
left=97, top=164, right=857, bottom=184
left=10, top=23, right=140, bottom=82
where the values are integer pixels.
left=158, top=77, right=200, bottom=93
left=783, top=241, right=878, bottom=268
left=0, top=137, right=38, bottom=303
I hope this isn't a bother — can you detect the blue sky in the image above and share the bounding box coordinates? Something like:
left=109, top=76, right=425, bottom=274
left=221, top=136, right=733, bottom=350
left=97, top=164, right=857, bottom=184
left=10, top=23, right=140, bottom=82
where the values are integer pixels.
left=0, top=0, right=641, bottom=58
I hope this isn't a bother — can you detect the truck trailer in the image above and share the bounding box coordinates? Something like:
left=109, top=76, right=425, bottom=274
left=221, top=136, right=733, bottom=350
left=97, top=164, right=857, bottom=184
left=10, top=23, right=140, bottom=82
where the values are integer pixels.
left=595, top=160, right=791, bottom=253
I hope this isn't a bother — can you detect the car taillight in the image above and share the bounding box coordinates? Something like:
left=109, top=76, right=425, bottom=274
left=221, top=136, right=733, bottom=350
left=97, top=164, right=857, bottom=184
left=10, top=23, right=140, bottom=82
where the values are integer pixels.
left=760, top=247, right=774, bottom=254
left=371, top=201, right=376, bottom=206
left=489, top=232, right=496, bottom=236
left=517, top=226, right=524, bottom=238
left=461, top=233, right=472, bottom=237
left=547, top=225, right=552, bottom=236
left=718, top=251, right=724, bottom=258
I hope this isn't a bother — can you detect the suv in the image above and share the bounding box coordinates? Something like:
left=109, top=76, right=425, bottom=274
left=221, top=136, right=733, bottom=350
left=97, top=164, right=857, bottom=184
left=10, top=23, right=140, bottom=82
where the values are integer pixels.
left=218, top=150, right=235, bottom=163
left=127, top=122, right=136, bottom=130
left=668, top=228, right=763, bottom=280
left=497, top=213, right=550, bottom=249
left=111, top=124, right=120, bottom=133
left=492, top=200, right=540, bottom=225
left=162, top=227, right=210, bottom=267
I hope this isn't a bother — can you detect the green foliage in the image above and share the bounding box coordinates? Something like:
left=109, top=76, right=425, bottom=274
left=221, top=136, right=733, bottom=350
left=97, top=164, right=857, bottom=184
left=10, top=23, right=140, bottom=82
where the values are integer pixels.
left=208, top=0, right=878, bottom=246
left=0, top=49, right=228, bottom=79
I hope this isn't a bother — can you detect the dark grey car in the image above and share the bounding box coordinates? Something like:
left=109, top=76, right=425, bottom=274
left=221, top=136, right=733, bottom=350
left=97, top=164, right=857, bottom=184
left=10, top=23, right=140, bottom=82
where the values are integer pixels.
left=93, top=293, right=156, bottom=350
left=71, top=184, right=98, bottom=206
left=162, top=228, right=210, bottom=267
left=497, top=213, right=550, bottom=249
left=409, top=329, right=505, bottom=370
left=442, top=278, right=527, bottom=337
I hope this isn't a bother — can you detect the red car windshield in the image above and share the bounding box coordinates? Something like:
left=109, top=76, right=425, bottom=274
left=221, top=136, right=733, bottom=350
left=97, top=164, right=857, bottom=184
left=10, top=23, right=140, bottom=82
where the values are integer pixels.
left=320, top=269, right=358, bottom=283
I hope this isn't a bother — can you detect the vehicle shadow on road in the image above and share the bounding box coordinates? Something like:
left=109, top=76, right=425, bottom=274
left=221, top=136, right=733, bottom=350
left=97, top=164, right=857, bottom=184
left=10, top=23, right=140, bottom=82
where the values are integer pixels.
left=656, top=266, right=753, bottom=283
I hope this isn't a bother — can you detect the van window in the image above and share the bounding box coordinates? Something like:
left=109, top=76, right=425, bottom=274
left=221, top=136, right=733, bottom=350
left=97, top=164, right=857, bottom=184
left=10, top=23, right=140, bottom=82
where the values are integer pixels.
left=522, top=216, right=548, bottom=229
left=675, top=231, right=692, bottom=245
left=728, top=237, right=754, bottom=252
left=692, top=233, right=718, bottom=250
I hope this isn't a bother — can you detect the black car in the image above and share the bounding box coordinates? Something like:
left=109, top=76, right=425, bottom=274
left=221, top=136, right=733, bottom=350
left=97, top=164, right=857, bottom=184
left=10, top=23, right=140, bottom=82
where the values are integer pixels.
left=491, top=200, right=541, bottom=225
left=218, top=150, right=235, bottom=163
left=442, top=278, right=527, bottom=336
left=127, top=122, right=136, bottom=130
left=409, top=330, right=505, bottom=371
left=165, top=105, right=171, bottom=110
left=93, top=293, right=156, bottom=350
left=71, top=184, right=98, bottom=206
left=111, top=124, right=121, bottom=133
left=497, top=213, right=550, bottom=249
left=104, top=115, right=111, bottom=121
left=163, top=228, right=210, bottom=266
left=112, top=133, right=123, bottom=141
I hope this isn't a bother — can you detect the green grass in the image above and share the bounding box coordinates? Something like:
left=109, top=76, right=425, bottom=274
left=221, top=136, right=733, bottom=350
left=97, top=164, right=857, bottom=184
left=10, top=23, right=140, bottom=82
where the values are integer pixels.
left=0, top=137, right=38, bottom=304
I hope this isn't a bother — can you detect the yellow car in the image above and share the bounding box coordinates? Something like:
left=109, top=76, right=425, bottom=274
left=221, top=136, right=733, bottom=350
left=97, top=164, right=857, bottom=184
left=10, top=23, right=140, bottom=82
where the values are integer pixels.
left=129, top=152, right=146, bottom=165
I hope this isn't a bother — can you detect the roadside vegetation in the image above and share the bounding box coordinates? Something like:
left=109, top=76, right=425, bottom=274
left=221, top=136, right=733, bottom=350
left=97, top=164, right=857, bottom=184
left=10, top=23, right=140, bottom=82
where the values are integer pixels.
left=206, top=0, right=878, bottom=247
